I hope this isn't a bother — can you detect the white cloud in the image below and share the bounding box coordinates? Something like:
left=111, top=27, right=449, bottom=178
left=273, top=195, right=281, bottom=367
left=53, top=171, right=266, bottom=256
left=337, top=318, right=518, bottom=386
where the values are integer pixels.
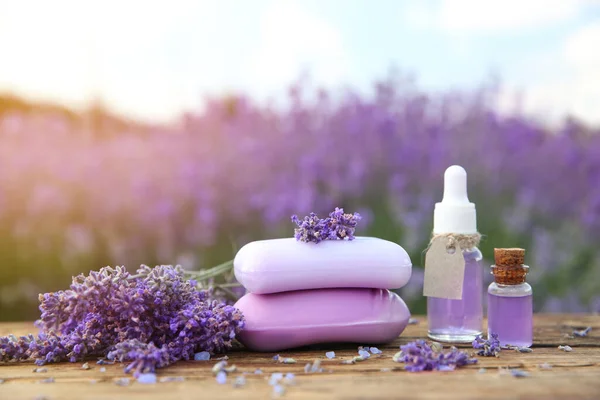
left=404, top=0, right=588, bottom=33
left=247, top=1, right=348, bottom=94
left=499, top=22, right=600, bottom=126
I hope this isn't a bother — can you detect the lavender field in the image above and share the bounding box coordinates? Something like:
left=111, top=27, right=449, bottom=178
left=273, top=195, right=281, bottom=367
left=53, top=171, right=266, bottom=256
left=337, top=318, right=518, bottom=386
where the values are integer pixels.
left=1, top=78, right=599, bottom=320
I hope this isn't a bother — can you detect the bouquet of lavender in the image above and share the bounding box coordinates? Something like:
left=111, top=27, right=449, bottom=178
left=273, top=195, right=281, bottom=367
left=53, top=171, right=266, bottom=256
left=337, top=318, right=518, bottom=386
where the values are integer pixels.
left=0, top=265, right=245, bottom=376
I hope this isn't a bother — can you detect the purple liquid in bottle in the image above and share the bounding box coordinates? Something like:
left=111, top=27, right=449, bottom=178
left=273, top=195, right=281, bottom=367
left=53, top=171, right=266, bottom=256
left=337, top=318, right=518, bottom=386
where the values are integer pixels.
left=488, top=287, right=533, bottom=347
left=427, top=248, right=483, bottom=343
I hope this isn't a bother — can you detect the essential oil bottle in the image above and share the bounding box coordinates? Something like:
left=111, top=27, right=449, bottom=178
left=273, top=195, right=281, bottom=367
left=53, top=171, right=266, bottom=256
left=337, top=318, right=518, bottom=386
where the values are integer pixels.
left=487, top=248, right=533, bottom=347
left=427, top=165, right=483, bottom=343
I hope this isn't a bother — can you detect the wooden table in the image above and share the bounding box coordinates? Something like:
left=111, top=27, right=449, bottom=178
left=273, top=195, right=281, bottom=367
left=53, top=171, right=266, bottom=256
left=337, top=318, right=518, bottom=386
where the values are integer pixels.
left=1, top=314, right=599, bottom=399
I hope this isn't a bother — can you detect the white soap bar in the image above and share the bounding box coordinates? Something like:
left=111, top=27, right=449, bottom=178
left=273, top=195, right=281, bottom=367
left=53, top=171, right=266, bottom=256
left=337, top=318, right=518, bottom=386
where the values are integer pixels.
left=234, top=236, right=412, bottom=294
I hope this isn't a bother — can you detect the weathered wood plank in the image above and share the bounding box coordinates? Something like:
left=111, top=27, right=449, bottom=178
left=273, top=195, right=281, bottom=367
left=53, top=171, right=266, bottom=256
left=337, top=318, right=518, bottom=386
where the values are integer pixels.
left=1, top=314, right=599, bottom=400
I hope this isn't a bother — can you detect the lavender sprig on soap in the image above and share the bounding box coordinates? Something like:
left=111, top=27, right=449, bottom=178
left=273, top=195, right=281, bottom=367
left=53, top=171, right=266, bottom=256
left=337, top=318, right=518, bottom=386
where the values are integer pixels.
left=291, top=207, right=361, bottom=243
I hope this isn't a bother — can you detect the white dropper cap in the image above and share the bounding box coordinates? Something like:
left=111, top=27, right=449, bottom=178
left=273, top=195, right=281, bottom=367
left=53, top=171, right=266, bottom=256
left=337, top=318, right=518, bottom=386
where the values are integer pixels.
left=433, top=165, right=477, bottom=234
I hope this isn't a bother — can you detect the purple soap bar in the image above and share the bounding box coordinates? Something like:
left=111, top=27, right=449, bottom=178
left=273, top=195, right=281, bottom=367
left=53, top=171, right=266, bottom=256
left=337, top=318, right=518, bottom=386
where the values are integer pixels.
left=234, top=288, right=411, bottom=351
left=234, top=237, right=412, bottom=294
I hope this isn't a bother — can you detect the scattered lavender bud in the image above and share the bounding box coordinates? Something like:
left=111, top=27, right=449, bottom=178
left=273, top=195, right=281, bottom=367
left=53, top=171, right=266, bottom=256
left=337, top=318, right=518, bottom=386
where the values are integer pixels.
left=115, top=378, right=130, bottom=386
left=33, top=368, right=48, bottom=373
left=97, top=359, right=115, bottom=365
left=0, top=379, right=4, bottom=384
left=307, top=359, right=322, bottom=373
left=284, top=373, right=296, bottom=384
left=515, top=347, right=533, bottom=353
left=81, top=362, right=91, bottom=370
left=437, top=365, right=456, bottom=372
left=358, top=349, right=370, bottom=359
left=510, top=369, right=530, bottom=378
left=408, top=318, right=419, bottom=325
left=273, top=384, right=286, bottom=397
left=269, top=373, right=284, bottom=386
left=573, top=327, right=592, bottom=337
left=273, top=354, right=280, bottom=361
left=215, top=371, right=227, bottom=385
left=558, top=345, right=573, bottom=352
left=194, top=351, right=211, bottom=361
left=430, top=342, right=443, bottom=352
left=472, top=334, right=501, bottom=357
left=212, top=361, right=228, bottom=374
left=216, top=355, right=229, bottom=361
left=325, top=351, right=335, bottom=359
left=100, top=367, right=106, bottom=373
left=39, top=377, right=55, bottom=384
left=395, top=340, right=477, bottom=372
left=223, top=364, right=236, bottom=373
left=233, top=376, right=246, bottom=388
left=538, top=363, right=553, bottom=370
left=279, top=357, right=296, bottom=364
left=478, top=368, right=486, bottom=374
left=255, top=368, right=263, bottom=375
left=114, top=378, right=131, bottom=386
left=304, top=363, right=311, bottom=372
left=159, top=376, right=185, bottom=382
left=137, top=373, right=157, bottom=384
left=369, top=347, right=382, bottom=355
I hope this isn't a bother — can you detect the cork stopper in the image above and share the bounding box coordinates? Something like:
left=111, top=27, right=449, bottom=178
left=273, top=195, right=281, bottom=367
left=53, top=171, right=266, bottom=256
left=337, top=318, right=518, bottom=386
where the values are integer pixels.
left=492, top=248, right=528, bottom=285
left=494, top=248, right=525, bottom=266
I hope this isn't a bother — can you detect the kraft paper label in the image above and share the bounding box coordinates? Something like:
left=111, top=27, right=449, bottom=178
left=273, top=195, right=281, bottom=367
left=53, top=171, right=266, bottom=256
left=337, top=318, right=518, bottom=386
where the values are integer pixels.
left=423, top=236, right=465, bottom=300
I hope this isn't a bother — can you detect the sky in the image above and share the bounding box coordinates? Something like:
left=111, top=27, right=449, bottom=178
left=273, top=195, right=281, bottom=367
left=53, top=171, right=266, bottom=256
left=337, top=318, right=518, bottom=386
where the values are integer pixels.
left=0, top=0, right=599, bottom=124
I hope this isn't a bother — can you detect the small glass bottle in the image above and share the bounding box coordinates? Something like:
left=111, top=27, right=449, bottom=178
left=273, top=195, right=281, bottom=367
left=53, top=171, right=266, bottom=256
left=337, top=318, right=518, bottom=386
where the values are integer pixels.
left=427, top=165, right=483, bottom=343
left=487, top=248, right=533, bottom=347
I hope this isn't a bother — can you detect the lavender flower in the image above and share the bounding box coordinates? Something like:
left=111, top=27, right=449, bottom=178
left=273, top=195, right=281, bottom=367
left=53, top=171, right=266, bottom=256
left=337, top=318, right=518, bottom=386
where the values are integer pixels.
left=194, top=351, right=211, bottom=361
left=358, top=349, right=370, bottom=359
left=159, top=376, right=185, bottom=382
left=472, top=334, right=501, bottom=357
left=137, top=373, right=157, bottom=384
left=573, top=327, right=592, bottom=337
left=215, top=371, right=227, bottom=385
left=278, top=357, right=296, bottom=364
left=326, top=207, right=362, bottom=240
left=107, top=340, right=170, bottom=376
left=114, top=378, right=131, bottom=386
left=0, top=265, right=245, bottom=376
left=510, top=369, right=530, bottom=378
left=394, top=340, right=477, bottom=372
left=291, top=208, right=361, bottom=243
left=233, top=375, right=246, bottom=387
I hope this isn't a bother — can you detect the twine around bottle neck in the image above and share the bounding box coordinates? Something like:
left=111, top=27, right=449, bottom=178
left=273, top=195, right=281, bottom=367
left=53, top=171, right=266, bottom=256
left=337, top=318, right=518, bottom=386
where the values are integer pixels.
left=429, top=232, right=482, bottom=250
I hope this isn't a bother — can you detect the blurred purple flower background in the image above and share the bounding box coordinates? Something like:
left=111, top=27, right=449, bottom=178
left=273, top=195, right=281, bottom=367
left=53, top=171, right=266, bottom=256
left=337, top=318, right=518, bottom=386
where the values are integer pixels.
left=1, top=75, right=599, bottom=319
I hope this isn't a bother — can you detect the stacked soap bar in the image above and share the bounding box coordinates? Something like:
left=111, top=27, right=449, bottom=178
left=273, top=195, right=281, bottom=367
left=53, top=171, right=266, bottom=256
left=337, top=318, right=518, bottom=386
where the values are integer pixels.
left=233, top=237, right=413, bottom=351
